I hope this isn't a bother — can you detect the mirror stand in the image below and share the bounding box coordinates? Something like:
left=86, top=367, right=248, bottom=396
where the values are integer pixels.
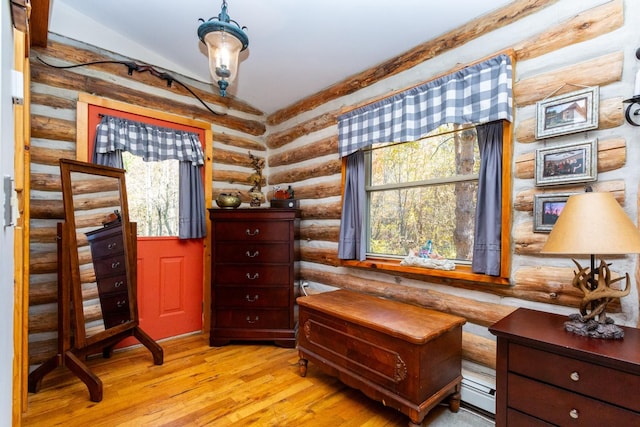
left=28, top=160, right=164, bottom=402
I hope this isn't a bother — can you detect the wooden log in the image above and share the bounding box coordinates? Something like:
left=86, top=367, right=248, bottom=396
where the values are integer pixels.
left=299, top=201, right=342, bottom=221
left=213, top=169, right=256, bottom=186
left=28, top=279, right=58, bottom=306
left=514, top=221, right=550, bottom=254
left=514, top=0, right=623, bottom=62
left=514, top=180, right=625, bottom=212
left=29, top=227, right=59, bottom=244
left=213, top=132, right=265, bottom=152
left=212, top=147, right=262, bottom=168
left=269, top=135, right=338, bottom=167
left=290, top=181, right=342, bottom=200
left=30, top=199, right=64, bottom=219
left=462, top=332, right=496, bottom=370
left=30, top=61, right=266, bottom=136
left=513, top=266, right=621, bottom=312
left=300, top=267, right=515, bottom=328
left=36, top=40, right=263, bottom=116
left=267, top=0, right=558, bottom=126
left=300, top=224, right=341, bottom=243
left=31, top=91, right=77, bottom=110
left=513, top=52, right=622, bottom=108
left=300, top=247, right=340, bottom=267
left=30, top=173, right=62, bottom=192
left=26, top=338, right=58, bottom=367
left=515, top=96, right=624, bottom=143
left=269, top=161, right=342, bottom=186
left=29, top=251, right=58, bottom=275
left=31, top=114, right=76, bottom=142
left=267, top=111, right=340, bottom=149
left=29, top=146, right=75, bottom=167
left=514, top=138, right=626, bottom=179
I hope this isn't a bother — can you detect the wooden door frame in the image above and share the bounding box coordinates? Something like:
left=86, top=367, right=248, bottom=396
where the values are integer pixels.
left=76, top=93, right=213, bottom=334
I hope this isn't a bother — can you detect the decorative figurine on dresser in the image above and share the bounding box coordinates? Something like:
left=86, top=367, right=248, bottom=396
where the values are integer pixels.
left=208, top=207, right=300, bottom=348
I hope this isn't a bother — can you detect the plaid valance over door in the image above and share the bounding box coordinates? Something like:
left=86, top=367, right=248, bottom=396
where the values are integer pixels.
left=338, top=54, right=513, bottom=157
left=93, top=115, right=206, bottom=239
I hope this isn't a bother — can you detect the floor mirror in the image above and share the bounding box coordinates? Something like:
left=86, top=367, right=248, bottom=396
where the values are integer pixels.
left=28, top=159, right=163, bottom=402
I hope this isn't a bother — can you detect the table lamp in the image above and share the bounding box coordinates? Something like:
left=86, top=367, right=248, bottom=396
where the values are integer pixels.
left=540, top=191, right=640, bottom=339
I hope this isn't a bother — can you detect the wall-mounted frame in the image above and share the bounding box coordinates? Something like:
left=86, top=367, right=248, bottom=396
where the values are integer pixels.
left=535, top=86, right=599, bottom=139
left=533, top=193, right=576, bottom=233
left=535, top=139, right=597, bottom=187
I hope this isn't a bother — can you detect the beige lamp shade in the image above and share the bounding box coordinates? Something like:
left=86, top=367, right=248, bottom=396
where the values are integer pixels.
left=541, top=192, right=640, bottom=255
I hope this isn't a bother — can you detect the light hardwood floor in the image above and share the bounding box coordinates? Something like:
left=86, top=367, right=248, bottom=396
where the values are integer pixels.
left=22, top=333, right=483, bottom=426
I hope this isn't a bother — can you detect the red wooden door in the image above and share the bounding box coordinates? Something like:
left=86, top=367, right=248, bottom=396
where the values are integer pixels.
left=87, top=105, right=204, bottom=341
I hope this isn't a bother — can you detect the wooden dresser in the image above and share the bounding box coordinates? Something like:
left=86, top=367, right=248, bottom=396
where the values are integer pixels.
left=86, top=222, right=131, bottom=329
left=489, top=308, right=640, bottom=426
left=208, top=208, right=299, bottom=348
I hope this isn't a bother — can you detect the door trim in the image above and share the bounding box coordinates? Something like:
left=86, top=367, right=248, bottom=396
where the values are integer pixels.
left=76, top=93, right=213, bottom=333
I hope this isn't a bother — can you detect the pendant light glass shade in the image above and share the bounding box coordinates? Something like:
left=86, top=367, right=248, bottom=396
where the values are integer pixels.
left=197, top=1, right=248, bottom=97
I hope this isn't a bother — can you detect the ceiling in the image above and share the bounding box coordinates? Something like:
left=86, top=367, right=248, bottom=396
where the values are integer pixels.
left=47, top=0, right=513, bottom=114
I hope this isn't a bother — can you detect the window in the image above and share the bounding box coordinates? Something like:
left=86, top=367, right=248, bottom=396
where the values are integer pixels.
left=122, top=152, right=179, bottom=237
left=337, top=54, right=513, bottom=284
left=366, top=124, right=479, bottom=262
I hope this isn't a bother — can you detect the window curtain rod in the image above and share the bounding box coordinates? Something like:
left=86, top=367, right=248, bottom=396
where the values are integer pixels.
left=37, top=56, right=225, bottom=117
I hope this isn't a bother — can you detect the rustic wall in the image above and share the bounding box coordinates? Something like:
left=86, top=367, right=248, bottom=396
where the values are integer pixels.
left=263, top=0, right=640, bottom=375
left=26, top=0, right=640, bottom=381
left=27, top=35, right=266, bottom=365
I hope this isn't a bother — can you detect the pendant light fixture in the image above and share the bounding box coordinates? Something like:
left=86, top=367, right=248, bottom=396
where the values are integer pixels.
left=197, top=0, right=249, bottom=97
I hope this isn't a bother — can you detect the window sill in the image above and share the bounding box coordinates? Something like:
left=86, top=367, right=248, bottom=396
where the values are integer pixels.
left=341, top=258, right=510, bottom=286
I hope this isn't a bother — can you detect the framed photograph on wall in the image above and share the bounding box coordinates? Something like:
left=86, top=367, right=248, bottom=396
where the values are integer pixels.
left=535, top=86, right=599, bottom=139
left=535, top=139, right=597, bottom=187
left=533, top=193, right=576, bottom=233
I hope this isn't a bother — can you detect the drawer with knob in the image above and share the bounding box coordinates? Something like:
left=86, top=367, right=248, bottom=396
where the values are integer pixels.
left=209, top=208, right=300, bottom=348
left=490, top=308, right=640, bottom=427
left=509, top=342, right=640, bottom=412
left=215, top=287, right=290, bottom=308
left=213, top=221, right=290, bottom=242
left=507, top=372, right=639, bottom=425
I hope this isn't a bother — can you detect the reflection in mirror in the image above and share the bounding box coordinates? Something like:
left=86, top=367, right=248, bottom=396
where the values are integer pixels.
left=27, top=159, right=162, bottom=402
left=69, top=170, right=129, bottom=338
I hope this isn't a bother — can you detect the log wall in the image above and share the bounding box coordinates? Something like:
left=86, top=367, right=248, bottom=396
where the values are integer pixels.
left=264, top=0, right=640, bottom=375
left=27, top=35, right=266, bottom=365
left=26, top=0, right=640, bottom=381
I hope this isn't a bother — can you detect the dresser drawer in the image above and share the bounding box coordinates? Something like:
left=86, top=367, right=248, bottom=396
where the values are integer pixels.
left=506, top=409, right=554, bottom=426
left=214, top=264, right=290, bottom=285
left=87, top=233, right=125, bottom=258
left=99, top=292, right=129, bottom=313
left=92, top=254, right=127, bottom=277
left=215, top=242, right=291, bottom=263
left=96, top=273, right=128, bottom=295
left=214, top=221, right=290, bottom=242
left=509, top=342, right=640, bottom=412
left=508, top=373, right=640, bottom=425
left=102, top=311, right=131, bottom=329
left=215, top=287, right=290, bottom=308
left=215, top=309, right=290, bottom=329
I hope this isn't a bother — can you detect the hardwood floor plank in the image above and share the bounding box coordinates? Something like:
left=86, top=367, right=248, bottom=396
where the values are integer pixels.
left=23, top=333, right=459, bottom=426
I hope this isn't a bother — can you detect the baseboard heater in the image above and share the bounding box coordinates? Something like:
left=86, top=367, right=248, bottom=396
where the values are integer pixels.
left=460, top=373, right=496, bottom=415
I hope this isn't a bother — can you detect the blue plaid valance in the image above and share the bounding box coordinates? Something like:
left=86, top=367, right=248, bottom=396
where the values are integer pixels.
left=338, top=54, right=513, bottom=157
left=94, top=115, right=205, bottom=166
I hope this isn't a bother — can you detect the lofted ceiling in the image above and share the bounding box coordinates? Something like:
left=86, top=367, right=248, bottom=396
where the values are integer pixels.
left=41, top=0, right=513, bottom=114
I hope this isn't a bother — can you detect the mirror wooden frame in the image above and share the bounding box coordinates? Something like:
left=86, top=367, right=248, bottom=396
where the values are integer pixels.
left=28, top=159, right=163, bottom=402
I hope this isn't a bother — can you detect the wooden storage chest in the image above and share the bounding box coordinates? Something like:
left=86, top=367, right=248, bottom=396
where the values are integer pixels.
left=297, top=289, right=466, bottom=426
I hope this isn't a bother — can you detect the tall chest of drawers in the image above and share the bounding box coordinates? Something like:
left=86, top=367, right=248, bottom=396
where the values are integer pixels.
left=489, top=308, right=640, bottom=426
left=85, top=222, right=131, bottom=329
left=208, top=208, right=299, bottom=348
